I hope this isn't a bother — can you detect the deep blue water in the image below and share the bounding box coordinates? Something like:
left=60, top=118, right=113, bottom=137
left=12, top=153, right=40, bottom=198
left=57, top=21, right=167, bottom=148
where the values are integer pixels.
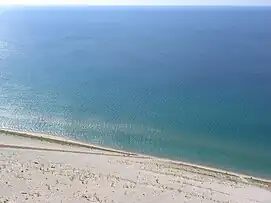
left=0, top=6, right=271, bottom=178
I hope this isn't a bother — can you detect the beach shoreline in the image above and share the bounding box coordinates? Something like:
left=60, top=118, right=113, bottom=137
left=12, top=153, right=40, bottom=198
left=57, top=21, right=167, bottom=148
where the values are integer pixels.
left=1, top=129, right=271, bottom=202
left=1, top=128, right=270, bottom=185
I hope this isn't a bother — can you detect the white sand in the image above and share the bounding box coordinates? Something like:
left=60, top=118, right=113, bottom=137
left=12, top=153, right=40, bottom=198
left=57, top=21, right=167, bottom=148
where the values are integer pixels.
left=0, top=132, right=271, bottom=203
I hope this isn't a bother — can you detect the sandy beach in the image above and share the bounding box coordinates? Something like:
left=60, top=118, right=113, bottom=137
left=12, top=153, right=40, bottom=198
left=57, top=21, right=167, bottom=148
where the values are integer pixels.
left=0, top=131, right=271, bottom=203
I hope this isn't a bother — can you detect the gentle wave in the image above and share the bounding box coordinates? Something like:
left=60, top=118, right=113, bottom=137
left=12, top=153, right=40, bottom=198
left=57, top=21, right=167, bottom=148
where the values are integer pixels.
left=0, top=106, right=163, bottom=140
left=0, top=40, right=24, bottom=60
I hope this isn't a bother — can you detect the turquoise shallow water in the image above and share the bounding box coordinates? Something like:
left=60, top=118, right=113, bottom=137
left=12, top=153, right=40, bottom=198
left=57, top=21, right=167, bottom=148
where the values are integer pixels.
left=0, top=7, right=271, bottom=178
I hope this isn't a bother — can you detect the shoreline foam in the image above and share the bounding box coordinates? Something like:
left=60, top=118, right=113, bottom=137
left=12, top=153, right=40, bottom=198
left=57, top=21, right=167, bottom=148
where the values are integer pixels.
left=1, top=128, right=270, bottom=186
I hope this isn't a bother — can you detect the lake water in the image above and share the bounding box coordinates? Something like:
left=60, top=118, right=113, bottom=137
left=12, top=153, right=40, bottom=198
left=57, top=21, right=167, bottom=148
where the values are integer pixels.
left=0, top=6, right=271, bottom=178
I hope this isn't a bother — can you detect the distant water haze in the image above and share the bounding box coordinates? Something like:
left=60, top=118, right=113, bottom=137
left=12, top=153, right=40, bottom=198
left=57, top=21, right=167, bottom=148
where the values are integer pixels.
left=0, top=6, right=271, bottom=178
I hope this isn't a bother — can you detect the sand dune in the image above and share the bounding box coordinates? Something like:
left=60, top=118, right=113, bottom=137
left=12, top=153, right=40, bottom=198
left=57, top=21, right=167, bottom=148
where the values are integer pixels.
left=0, top=132, right=271, bottom=203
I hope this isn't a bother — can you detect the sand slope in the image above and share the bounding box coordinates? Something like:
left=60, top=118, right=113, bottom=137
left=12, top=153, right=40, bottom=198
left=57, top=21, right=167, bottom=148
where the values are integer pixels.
left=0, top=133, right=271, bottom=203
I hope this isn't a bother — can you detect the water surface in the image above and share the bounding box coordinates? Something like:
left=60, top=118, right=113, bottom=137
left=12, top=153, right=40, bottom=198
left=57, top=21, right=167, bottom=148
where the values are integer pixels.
left=0, top=6, right=271, bottom=178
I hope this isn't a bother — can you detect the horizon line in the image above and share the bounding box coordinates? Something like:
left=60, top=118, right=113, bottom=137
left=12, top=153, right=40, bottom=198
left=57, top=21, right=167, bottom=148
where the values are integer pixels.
left=1, top=4, right=271, bottom=7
